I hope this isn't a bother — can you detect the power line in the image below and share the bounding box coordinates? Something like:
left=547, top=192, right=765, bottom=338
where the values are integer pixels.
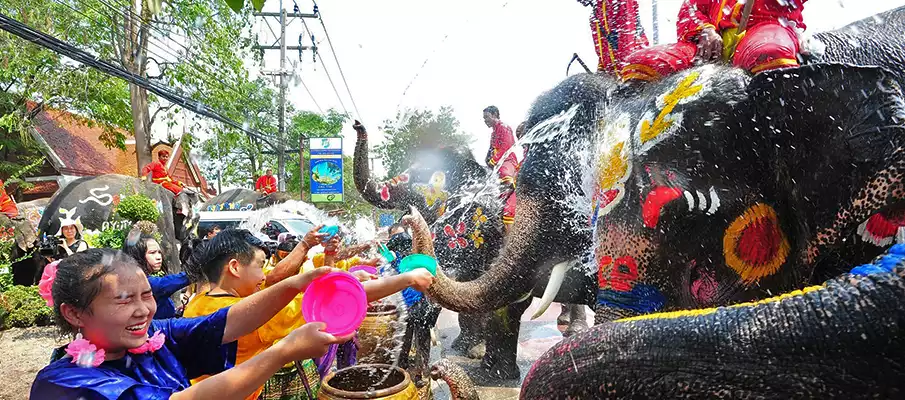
left=299, top=15, right=348, bottom=117
left=299, top=76, right=324, bottom=114
left=0, top=12, right=280, bottom=150
left=312, top=1, right=362, bottom=122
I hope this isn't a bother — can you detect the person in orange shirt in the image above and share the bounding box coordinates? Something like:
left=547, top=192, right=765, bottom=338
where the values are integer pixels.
left=184, top=228, right=434, bottom=400
left=141, top=150, right=184, bottom=195
left=256, top=168, right=278, bottom=195
left=622, top=0, right=807, bottom=81
left=0, top=179, right=18, bottom=218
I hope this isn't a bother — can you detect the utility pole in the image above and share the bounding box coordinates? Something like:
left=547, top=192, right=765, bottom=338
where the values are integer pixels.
left=253, top=4, right=318, bottom=192
left=652, top=0, right=659, bottom=45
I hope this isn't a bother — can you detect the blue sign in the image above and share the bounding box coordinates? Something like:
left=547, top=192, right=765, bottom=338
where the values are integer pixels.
left=310, top=138, right=343, bottom=203
left=378, top=213, right=395, bottom=227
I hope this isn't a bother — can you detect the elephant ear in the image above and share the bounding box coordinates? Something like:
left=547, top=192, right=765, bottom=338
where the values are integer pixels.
left=746, top=63, right=905, bottom=164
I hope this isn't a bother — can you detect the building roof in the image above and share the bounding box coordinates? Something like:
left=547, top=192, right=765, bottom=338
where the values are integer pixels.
left=30, top=106, right=138, bottom=177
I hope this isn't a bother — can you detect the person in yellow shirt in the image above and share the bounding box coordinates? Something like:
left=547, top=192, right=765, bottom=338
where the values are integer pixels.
left=183, top=228, right=435, bottom=400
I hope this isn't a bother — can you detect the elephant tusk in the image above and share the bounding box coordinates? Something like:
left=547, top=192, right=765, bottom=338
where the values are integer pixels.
left=531, top=261, right=573, bottom=320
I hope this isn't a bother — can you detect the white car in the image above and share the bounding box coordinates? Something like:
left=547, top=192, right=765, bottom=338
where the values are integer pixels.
left=197, top=210, right=315, bottom=242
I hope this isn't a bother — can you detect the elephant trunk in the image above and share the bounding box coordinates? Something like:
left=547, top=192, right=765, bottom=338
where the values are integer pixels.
left=352, top=125, right=404, bottom=209
left=430, top=359, right=480, bottom=400
left=410, top=198, right=549, bottom=314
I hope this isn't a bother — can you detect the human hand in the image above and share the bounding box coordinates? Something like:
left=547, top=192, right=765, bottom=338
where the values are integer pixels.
left=351, top=270, right=378, bottom=282
left=695, top=27, right=723, bottom=62
left=291, top=267, right=339, bottom=292
left=404, top=268, right=436, bottom=292
left=336, top=242, right=372, bottom=261
left=302, top=225, right=328, bottom=248
left=274, top=322, right=352, bottom=361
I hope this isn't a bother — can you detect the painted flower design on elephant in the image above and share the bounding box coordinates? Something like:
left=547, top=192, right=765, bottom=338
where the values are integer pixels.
left=379, top=173, right=410, bottom=202
left=472, top=207, right=488, bottom=227
left=414, top=172, right=449, bottom=217
left=444, top=222, right=468, bottom=249
left=469, top=230, right=484, bottom=249
left=590, top=118, right=632, bottom=228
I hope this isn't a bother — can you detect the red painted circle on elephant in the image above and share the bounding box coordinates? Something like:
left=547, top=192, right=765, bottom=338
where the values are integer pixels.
left=736, top=218, right=784, bottom=267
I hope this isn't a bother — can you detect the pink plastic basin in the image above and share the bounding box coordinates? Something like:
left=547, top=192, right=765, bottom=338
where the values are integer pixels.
left=302, top=272, right=367, bottom=336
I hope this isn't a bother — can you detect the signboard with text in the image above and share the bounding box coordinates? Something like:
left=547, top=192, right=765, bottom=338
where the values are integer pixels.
left=309, top=137, right=343, bottom=203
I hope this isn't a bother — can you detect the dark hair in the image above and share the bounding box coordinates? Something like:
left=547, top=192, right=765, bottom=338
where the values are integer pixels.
left=388, top=223, right=405, bottom=235
left=52, top=249, right=140, bottom=335
left=180, top=237, right=205, bottom=273
left=122, top=232, right=166, bottom=275
left=483, top=106, right=500, bottom=118
left=184, top=229, right=268, bottom=284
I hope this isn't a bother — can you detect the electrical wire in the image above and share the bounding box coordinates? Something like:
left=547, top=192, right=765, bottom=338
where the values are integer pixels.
left=299, top=76, right=324, bottom=114
left=299, top=15, right=349, bottom=117
left=0, top=12, right=281, bottom=150
left=312, top=0, right=362, bottom=122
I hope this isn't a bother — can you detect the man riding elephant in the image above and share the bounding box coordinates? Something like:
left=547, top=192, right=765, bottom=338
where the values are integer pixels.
left=622, top=0, right=807, bottom=81
left=482, top=106, right=518, bottom=233
left=141, top=149, right=185, bottom=195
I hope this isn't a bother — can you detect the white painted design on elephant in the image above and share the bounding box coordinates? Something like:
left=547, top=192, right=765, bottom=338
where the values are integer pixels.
left=79, top=186, right=114, bottom=206
left=102, top=220, right=132, bottom=231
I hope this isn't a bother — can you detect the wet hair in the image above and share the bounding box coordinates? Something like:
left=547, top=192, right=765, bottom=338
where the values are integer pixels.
left=51, top=249, right=139, bottom=335
left=180, top=237, right=205, bottom=273
left=184, top=229, right=268, bottom=284
left=388, top=223, right=405, bottom=235
left=122, top=233, right=167, bottom=275
left=483, top=106, right=500, bottom=118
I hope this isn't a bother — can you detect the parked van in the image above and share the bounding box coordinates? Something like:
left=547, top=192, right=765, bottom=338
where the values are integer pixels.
left=197, top=210, right=315, bottom=241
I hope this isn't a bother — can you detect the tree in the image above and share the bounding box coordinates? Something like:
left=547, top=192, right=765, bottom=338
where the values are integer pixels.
left=374, top=106, right=474, bottom=179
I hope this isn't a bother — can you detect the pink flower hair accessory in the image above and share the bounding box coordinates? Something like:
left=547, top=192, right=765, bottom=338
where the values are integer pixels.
left=66, top=333, right=106, bottom=368
left=128, top=331, right=166, bottom=354
left=38, top=260, right=61, bottom=307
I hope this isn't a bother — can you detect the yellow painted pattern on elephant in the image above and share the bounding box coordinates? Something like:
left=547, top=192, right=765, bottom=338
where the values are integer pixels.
left=616, top=284, right=825, bottom=323
left=638, top=71, right=704, bottom=149
left=723, top=203, right=791, bottom=284
left=414, top=172, right=449, bottom=217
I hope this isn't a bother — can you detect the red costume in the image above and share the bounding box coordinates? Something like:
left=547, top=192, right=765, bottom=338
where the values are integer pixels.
left=141, top=160, right=183, bottom=195
left=622, top=0, right=806, bottom=81
left=487, top=121, right=518, bottom=225
left=0, top=179, right=18, bottom=217
left=589, top=0, right=649, bottom=76
left=255, top=175, right=277, bottom=194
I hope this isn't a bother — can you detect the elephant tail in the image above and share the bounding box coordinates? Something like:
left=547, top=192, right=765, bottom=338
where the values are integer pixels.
left=430, top=359, right=479, bottom=400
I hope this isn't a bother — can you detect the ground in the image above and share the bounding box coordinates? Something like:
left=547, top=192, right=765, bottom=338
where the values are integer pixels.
left=0, top=326, right=64, bottom=400
left=429, top=300, right=595, bottom=400
left=0, top=300, right=591, bottom=400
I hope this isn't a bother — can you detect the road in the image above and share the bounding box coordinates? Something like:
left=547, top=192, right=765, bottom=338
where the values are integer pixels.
left=427, top=300, right=595, bottom=400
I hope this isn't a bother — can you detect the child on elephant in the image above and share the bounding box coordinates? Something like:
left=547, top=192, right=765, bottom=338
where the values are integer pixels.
left=183, top=228, right=434, bottom=400
left=30, top=248, right=346, bottom=400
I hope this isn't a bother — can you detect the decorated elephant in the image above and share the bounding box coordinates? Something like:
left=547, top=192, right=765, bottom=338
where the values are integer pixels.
left=416, top=6, right=905, bottom=388
left=353, top=123, right=541, bottom=380
left=202, top=188, right=293, bottom=212
left=37, top=174, right=201, bottom=273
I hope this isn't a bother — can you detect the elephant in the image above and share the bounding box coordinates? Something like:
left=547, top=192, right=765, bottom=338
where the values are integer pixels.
left=520, top=246, right=905, bottom=398
left=414, top=6, right=905, bottom=390
left=353, top=124, right=545, bottom=381
left=37, top=174, right=201, bottom=273
left=202, top=188, right=293, bottom=212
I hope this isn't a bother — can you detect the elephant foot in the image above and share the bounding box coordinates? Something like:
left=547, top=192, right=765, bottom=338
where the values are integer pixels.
left=451, top=335, right=483, bottom=353
left=556, top=304, right=571, bottom=326
left=466, top=342, right=486, bottom=360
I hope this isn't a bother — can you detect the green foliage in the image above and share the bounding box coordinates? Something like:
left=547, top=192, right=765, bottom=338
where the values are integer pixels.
left=0, top=272, right=13, bottom=293
left=0, top=285, right=53, bottom=330
left=375, top=107, right=474, bottom=179
left=116, top=194, right=160, bottom=223
left=87, top=227, right=128, bottom=250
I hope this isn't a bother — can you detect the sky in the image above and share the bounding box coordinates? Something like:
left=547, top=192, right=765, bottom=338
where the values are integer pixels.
left=167, top=0, right=905, bottom=177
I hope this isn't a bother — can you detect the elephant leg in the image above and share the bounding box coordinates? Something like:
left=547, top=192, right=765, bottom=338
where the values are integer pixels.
left=451, top=312, right=486, bottom=355
left=563, top=305, right=589, bottom=337
left=480, top=298, right=530, bottom=381
left=556, top=303, right=571, bottom=326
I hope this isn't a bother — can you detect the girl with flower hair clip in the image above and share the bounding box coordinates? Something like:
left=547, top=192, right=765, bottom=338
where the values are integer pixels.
left=31, top=248, right=350, bottom=400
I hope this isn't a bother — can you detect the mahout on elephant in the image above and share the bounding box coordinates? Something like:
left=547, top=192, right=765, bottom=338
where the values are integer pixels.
left=352, top=121, right=544, bottom=381
left=416, top=5, right=905, bottom=390
left=37, top=174, right=201, bottom=275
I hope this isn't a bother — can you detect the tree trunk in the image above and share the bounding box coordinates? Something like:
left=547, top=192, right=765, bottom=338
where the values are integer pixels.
left=131, top=84, right=152, bottom=171
left=121, top=0, right=152, bottom=174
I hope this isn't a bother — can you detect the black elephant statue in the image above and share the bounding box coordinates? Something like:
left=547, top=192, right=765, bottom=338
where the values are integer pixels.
left=416, top=5, right=905, bottom=392
left=37, top=174, right=201, bottom=273
left=202, top=188, right=293, bottom=212
left=353, top=123, right=545, bottom=381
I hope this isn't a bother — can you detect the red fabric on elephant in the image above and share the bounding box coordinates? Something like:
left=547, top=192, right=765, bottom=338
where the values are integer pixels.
left=622, top=0, right=806, bottom=81
left=588, top=0, right=649, bottom=76
left=141, top=160, right=184, bottom=195
left=0, top=179, right=18, bottom=217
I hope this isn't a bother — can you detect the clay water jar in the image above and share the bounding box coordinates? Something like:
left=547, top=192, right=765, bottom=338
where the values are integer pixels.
left=357, top=304, right=398, bottom=364
left=319, top=364, right=418, bottom=400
